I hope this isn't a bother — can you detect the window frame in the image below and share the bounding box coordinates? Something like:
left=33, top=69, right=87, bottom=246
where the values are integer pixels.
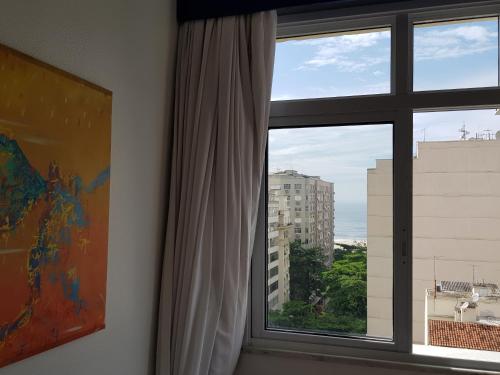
left=249, top=0, right=500, bottom=372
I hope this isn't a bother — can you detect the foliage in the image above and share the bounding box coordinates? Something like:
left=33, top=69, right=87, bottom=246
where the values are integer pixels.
left=269, top=242, right=368, bottom=335
left=323, top=250, right=367, bottom=318
left=268, top=300, right=366, bottom=334
left=289, top=240, right=327, bottom=302
left=333, top=242, right=367, bottom=261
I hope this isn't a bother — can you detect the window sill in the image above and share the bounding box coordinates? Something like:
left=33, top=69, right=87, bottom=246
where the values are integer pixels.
left=413, top=345, right=500, bottom=365
left=242, top=340, right=500, bottom=375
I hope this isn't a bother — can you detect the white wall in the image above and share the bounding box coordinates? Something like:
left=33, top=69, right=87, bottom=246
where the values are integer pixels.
left=0, top=0, right=177, bottom=374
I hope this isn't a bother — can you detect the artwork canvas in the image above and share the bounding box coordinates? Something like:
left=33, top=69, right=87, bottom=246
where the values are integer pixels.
left=0, top=44, right=111, bottom=367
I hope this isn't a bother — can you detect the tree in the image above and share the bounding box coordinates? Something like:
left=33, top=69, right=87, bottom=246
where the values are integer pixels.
left=322, top=250, right=367, bottom=318
left=268, top=300, right=314, bottom=328
left=333, top=242, right=367, bottom=261
left=289, top=241, right=327, bottom=302
left=269, top=242, right=368, bottom=335
left=268, top=300, right=366, bottom=334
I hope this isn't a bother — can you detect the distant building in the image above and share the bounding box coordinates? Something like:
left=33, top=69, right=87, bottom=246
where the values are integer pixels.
left=267, top=190, right=292, bottom=310
left=426, top=281, right=500, bottom=351
left=267, top=170, right=335, bottom=311
left=367, top=138, right=500, bottom=345
left=269, top=170, right=335, bottom=263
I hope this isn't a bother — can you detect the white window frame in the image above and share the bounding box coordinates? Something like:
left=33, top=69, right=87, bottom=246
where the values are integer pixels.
left=248, top=0, right=500, bottom=372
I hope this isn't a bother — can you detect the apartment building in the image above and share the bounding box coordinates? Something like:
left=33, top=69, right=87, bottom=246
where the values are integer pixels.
left=269, top=170, right=335, bottom=264
left=367, top=137, right=500, bottom=344
left=267, top=191, right=292, bottom=310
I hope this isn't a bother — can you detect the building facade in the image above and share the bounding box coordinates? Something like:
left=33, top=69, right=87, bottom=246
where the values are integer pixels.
left=267, top=170, right=335, bottom=310
left=267, top=190, right=292, bottom=310
left=269, top=170, right=335, bottom=261
left=367, top=138, right=500, bottom=344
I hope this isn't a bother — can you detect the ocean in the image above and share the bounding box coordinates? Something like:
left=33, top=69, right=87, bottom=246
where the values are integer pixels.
left=334, top=202, right=367, bottom=240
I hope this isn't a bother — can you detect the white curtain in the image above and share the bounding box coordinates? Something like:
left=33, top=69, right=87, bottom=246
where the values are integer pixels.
left=156, top=11, right=276, bottom=375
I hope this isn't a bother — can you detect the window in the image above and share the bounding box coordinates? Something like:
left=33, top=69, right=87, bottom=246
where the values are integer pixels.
left=269, top=252, right=279, bottom=263
left=251, top=2, right=500, bottom=373
left=295, top=184, right=302, bottom=189
left=269, top=266, right=279, bottom=279
left=268, top=125, right=393, bottom=338
left=413, top=17, right=499, bottom=91
left=269, top=281, right=279, bottom=294
left=411, top=109, right=500, bottom=360
left=272, top=27, right=391, bottom=100
left=284, top=184, right=291, bottom=189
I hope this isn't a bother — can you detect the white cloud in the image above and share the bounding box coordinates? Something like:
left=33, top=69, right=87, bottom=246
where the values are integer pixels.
left=293, top=31, right=391, bottom=72
left=268, top=125, right=393, bottom=204
left=414, top=24, right=497, bottom=61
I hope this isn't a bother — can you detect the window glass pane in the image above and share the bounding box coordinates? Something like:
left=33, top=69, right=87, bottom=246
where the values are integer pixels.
left=411, top=109, right=500, bottom=362
left=414, top=17, right=499, bottom=91
left=272, top=28, right=391, bottom=100
left=267, top=124, right=393, bottom=339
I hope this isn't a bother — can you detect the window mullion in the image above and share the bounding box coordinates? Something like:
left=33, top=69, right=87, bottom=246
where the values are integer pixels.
left=392, top=13, right=413, bottom=354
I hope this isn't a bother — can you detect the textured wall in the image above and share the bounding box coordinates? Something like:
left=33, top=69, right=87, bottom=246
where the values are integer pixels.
left=0, top=0, right=177, bottom=374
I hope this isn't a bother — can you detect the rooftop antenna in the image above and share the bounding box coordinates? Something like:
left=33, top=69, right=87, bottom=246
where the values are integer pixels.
left=421, top=128, right=426, bottom=142
left=433, top=256, right=437, bottom=310
left=459, top=123, right=469, bottom=140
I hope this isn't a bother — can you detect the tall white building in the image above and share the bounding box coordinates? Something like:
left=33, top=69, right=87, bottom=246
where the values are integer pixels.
left=267, top=170, right=335, bottom=310
left=267, top=190, right=292, bottom=310
left=367, top=138, right=500, bottom=344
left=269, top=170, right=335, bottom=263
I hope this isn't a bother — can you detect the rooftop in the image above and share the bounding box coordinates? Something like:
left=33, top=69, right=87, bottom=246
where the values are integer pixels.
left=429, top=320, right=500, bottom=352
left=438, top=281, right=472, bottom=294
left=435, top=281, right=500, bottom=298
left=270, top=169, right=321, bottom=179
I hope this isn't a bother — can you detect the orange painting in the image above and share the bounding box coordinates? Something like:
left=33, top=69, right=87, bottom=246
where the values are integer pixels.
left=0, top=43, right=111, bottom=368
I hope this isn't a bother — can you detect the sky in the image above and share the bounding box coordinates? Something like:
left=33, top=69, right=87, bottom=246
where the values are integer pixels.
left=269, top=17, right=500, bottom=210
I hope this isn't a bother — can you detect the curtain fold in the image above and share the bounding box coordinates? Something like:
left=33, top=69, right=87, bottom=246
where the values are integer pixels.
left=156, top=11, right=276, bottom=375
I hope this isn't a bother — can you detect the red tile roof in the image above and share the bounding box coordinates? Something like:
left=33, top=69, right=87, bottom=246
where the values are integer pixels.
left=429, top=320, right=500, bottom=352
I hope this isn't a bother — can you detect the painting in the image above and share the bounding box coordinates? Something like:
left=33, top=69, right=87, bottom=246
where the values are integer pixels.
left=0, top=43, right=111, bottom=367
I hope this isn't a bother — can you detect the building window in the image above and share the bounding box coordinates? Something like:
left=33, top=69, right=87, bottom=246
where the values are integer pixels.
left=269, top=252, right=279, bottom=263
left=253, top=3, right=500, bottom=372
left=269, top=266, right=279, bottom=279
left=268, top=281, right=279, bottom=294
